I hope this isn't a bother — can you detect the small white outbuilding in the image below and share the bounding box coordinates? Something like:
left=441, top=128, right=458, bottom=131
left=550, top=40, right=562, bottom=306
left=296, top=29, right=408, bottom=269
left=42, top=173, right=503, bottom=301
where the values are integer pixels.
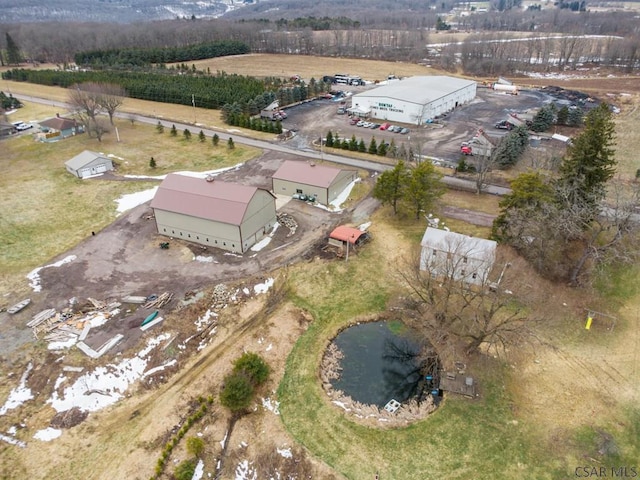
left=65, top=150, right=114, bottom=178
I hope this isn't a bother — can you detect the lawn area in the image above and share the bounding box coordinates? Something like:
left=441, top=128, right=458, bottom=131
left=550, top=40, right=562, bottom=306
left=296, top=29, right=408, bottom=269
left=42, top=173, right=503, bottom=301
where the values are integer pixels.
left=277, top=215, right=561, bottom=480
left=0, top=117, right=260, bottom=294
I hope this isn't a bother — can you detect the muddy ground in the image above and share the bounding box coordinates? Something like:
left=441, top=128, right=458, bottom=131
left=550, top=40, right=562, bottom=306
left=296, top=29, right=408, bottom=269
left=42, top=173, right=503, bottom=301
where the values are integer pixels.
left=0, top=149, right=378, bottom=359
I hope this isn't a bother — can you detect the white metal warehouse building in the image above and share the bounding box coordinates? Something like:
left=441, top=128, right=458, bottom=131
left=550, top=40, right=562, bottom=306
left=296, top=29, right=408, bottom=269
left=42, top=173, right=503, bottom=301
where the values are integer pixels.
left=351, top=76, right=477, bottom=125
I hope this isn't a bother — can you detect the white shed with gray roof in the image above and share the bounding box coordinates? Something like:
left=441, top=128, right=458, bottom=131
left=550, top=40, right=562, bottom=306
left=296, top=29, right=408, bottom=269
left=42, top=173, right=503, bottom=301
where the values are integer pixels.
left=65, top=150, right=114, bottom=178
left=351, top=76, right=476, bottom=125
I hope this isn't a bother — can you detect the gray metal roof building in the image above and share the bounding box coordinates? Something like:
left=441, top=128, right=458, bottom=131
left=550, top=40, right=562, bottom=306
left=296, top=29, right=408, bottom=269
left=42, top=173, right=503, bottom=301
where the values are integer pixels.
left=351, top=76, right=477, bottom=125
left=65, top=150, right=114, bottom=178
left=151, top=174, right=277, bottom=253
left=271, top=160, right=357, bottom=206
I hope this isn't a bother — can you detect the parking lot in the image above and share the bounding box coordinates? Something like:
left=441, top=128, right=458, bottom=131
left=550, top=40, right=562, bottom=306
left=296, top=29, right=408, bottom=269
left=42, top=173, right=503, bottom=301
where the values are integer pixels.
left=281, top=85, right=551, bottom=164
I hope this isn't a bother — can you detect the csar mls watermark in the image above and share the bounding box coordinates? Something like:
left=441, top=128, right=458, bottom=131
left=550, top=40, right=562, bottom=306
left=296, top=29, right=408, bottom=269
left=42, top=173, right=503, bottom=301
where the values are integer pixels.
left=575, top=466, right=638, bottom=477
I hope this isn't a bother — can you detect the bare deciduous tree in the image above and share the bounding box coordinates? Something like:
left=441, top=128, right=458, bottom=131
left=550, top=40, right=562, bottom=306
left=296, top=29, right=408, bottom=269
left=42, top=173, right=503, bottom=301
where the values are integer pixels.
left=399, top=237, right=534, bottom=356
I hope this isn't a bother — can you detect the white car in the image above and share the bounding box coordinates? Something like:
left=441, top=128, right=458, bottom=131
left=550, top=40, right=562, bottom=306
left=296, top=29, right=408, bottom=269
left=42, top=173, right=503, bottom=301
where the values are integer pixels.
left=12, top=121, right=32, bottom=131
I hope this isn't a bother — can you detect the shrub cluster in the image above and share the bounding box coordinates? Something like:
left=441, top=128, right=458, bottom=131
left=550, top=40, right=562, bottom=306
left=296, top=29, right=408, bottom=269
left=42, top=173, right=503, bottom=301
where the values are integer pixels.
left=150, top=395, right=213, bottom=480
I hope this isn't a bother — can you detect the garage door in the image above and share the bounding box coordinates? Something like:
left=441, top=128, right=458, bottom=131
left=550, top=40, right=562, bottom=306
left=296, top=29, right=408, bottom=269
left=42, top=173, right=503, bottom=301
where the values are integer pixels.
left=96, top=164, right=107, bottom=173
left=79, top=168, right=91, bottom=178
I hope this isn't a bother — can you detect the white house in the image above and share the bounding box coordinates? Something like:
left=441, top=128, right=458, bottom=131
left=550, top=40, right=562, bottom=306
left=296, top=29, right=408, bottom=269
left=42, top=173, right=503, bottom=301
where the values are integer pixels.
left=420, top=227, right=497, bottom=286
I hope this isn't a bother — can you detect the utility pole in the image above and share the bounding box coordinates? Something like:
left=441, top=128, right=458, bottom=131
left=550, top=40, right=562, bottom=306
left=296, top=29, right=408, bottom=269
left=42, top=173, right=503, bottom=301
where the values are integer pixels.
left=192, top=94, right=196, bottom=124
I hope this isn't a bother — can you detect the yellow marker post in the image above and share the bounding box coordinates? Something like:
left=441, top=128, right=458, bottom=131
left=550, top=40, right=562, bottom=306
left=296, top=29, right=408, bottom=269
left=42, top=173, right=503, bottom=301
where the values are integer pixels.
left=585, top=316, right=593, bottom=330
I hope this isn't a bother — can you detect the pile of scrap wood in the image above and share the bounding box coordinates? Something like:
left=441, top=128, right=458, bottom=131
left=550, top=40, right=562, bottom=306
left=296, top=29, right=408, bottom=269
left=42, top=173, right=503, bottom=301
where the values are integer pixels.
left=27, top=300, right=121, bottom=346
left=144, top=292, right=173, bottom=309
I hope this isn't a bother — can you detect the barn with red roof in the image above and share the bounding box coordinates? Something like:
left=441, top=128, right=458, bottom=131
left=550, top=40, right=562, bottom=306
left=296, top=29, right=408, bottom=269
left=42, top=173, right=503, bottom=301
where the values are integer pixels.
left=150, top=174, right=276, bottom=253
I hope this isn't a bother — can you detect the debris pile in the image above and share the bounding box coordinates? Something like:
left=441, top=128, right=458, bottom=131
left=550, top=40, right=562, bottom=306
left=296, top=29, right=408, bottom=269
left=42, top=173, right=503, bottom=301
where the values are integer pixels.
left=144, top=292, right=173, bottom=309
left=28, top=301, right=121, bottom=346
left=276, top=213, right=298, bottom=237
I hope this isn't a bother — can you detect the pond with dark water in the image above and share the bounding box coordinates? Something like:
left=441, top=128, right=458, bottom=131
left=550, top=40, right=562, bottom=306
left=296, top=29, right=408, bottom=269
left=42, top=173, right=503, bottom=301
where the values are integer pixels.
left=330, top=320, right=435, bottom=408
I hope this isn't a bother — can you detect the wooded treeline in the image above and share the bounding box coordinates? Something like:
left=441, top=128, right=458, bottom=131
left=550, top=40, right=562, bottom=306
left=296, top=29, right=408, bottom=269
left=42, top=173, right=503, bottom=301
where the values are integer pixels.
left=1, top=8, right=639, bottom=75
left=74, top=40, right=249, bottom=68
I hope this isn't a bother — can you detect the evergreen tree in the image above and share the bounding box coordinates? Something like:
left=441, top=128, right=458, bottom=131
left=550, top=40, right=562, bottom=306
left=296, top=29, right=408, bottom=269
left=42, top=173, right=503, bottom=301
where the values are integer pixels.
left=368, top=137, right=377, bottom=154
left=212, top=133, right=219, bottom=146
left=227, top=137, right=235, bottom=149
left=183, top=128, right=192, bottom=140
left=149, top=157, right=156, bottom=169
left=556, top=102, right=616, bottom=209
left=567, top=107, right=584, bottom=127
left=403, top=162, right=445, bottom=219
left=377, top=141, right=388, bottom=157
left=531, top=105, right=555, bottom=132
left=198, top=130, right=206, bottom=142
left=156, top=121, right=164, bottom=134
left=6, top=33, right=22, bottom=65
left=349, top=135, right=358, bottom=151
left=325, top=131, right=334, bottom=148
left=358, top=139, right=366, bottom=152
left=170, top=124, right=177, bottom=137
left=372, top=160, right=410, bottom=214
left=556, top=105, right=569, bottom=126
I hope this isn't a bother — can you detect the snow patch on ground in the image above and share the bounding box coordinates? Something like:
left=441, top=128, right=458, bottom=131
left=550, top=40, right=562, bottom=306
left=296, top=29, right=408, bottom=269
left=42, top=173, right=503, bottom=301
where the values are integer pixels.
left=0, top=433, right=26, bottom=448
left=261, top=397, right=280, bottom=415
left=27, top=255, right=77, bottom=292
left=235, top=459, right=257, bottom=480
left=249, top=236, right=272, bottom=252
left=192, top=459, right=204, bottom=480
left=33, top=427, right=62, bottom=441
left=194, top=255, right=217, bottom=263
left=253, top=278, right=274, bottom=295
left=123, top=164, right=244, bottom=181
left=277, top=447, right=292, bottom=458
left=115, top=187, right=158, bottom=214
left=0, top=363, right=34, bottom=415
left=48, top=334, right=170, bottom=412
left=315, top=179, right=360, bottom=212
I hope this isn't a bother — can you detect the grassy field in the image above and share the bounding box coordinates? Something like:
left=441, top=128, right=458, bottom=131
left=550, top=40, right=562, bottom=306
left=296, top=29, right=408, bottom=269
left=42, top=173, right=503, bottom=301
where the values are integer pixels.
left=277, top=214, right=555, bottom=479
left=0, top=113, right=260, bottom=294
left=2, top=55, right=640, bottom=479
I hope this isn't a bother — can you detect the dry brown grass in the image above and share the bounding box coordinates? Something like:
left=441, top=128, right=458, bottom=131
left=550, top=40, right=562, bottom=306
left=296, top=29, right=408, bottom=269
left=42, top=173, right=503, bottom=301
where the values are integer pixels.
left=0, top=116, right=261, bottom=295
left=189, top=53, right=454, bottom=81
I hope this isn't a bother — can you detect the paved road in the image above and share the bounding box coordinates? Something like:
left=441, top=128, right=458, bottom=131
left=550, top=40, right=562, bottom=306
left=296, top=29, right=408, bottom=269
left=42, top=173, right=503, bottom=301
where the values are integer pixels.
left=14, top=93, right=511, bottom=195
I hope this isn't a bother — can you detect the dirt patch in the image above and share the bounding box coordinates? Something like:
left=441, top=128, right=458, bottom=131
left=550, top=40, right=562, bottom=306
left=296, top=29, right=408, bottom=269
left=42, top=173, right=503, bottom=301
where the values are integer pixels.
left=0, top=150, right=351, bottom=358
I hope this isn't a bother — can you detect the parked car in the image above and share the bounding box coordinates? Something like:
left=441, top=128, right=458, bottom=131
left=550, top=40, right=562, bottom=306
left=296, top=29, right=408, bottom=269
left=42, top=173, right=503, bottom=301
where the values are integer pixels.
left=400, top=128, right=410, bottom=134
left=494, top=120, right=513, bottom=130
left=460, top=144, right=473, bottom=155
left=349, top=117, right=359, bottom=125
left=370, top=123, right=381, bottom=129
left=12, top=121, right=32, bottom=131
left=391, top=126, right=402, bottom=133
left=379, top=123, right=391, bottom=130
left=356, top=121, right=365, bottom=127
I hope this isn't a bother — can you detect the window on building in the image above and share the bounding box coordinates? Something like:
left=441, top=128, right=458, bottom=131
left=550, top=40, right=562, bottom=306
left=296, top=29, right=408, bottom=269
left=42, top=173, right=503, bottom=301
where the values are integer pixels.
left=296, top=188, right=303, bottom=194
